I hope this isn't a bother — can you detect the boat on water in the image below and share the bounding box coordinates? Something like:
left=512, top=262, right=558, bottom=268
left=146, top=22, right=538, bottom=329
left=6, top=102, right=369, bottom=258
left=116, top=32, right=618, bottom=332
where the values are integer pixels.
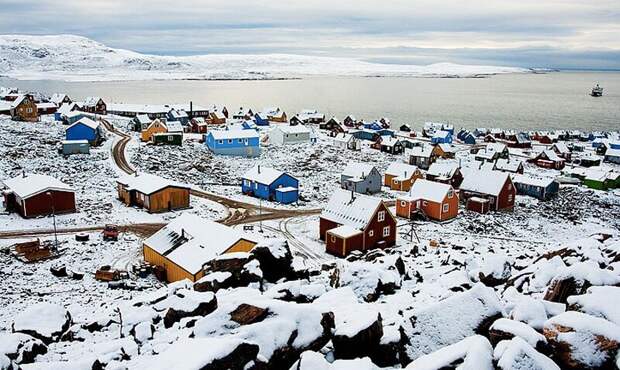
left=591, top=84, right=604, bottom=97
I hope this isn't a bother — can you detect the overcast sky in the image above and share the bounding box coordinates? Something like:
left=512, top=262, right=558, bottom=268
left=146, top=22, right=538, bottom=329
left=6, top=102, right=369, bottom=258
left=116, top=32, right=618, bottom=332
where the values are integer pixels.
left=1, top=0, right=619, bottom=69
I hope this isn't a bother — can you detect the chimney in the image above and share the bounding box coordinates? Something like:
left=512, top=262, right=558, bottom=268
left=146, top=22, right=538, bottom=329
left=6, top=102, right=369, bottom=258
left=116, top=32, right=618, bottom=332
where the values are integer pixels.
left=404, top=170, right=407, bottom=178
left=181, top=228, right=185, bottom=239
left=22, top=170, right=26, bottom=178
left=258, top=165, right=261, bottom=174
left=189, top=101, right=193, bottom=119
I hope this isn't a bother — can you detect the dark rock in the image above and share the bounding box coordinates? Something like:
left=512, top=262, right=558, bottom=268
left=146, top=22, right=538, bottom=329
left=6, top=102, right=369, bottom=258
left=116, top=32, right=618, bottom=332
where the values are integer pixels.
left=0, top=333, right=47, bottom=364
left=333, top=313, right=383, bottom=360
left=50, top=265, right=67, bottom=277
left=229, top=304, right=269, bottom=325
left=249, top=240, right=295, bottom=283
left=163, top=292, right=218, bottom=328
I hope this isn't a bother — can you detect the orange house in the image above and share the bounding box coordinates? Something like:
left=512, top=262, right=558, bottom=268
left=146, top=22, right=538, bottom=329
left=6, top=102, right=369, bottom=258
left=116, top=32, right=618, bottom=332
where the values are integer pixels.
left=396, top=179, right=458, bottom=221
left=384, top=162, right=423, bottom=191
left=140, top=119, right=167, bottom=142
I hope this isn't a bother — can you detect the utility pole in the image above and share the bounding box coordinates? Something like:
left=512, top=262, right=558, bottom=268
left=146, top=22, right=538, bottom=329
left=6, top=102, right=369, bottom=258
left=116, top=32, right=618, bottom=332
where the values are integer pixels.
left=46, top=191, right=58, bottom=251
left=259, top=197, right=263, bottom=233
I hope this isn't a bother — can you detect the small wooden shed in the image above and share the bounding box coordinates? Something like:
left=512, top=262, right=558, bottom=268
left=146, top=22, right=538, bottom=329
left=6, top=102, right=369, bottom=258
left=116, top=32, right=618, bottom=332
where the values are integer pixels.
left=116, top=173, right=190, bottom=213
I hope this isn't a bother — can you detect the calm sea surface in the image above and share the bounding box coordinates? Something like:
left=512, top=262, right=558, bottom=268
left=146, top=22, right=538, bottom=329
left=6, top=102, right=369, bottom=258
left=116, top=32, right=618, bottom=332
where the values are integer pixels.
left=2, top=71, right=619, bottom=131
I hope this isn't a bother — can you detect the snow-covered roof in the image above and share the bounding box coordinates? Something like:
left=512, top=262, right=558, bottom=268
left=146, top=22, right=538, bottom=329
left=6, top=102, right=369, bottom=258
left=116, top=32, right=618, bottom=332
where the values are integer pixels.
left=333, top=133, right=353, bottom=143
left=460, top=170, right=510, bottom=196
left=432, top=130, right=451, bottom=138
left=605, top=148, right=620, bottom=158
left=406, top=145, right=434, bottom=158
left=494, top=158, right=522, bottom=172
left=50, top=93, right=68, bottom=104
left=208, top=129, right=258, bottom=140
left=117, top=173, right=189, bottom=195
left=61, top=140, right=89, bottom=145
left=327, top=225, right=363, bottom=239
left=274, top=125, right=310, bottom=134
left=512, top=174, right=556, bottom=188
left=144, top=213, right=256, bottom=275
left=2, top=174, right=74, bottom=199
left=552, top=142, right=570, bottom=154
left=437, top=143, right=457, bottom=153
left=83, top=96, right=102, bottom=106
left=381, top=137, right=400, bottom=147
left=342, top=163, right=377, bottom=179
left=67, top=117, right=99, bottom=131
left=36, top=102, right=57, bottom=109
left=321, top=189, right=383, bottom=230
left=135, top=114, right=151, bottom=124
left=242, top=165, right=287, bottom=185
left=166, top=121, right=184, bottom=133
left=405, top=179, right=452, bottom=203
left=539, top=149, right=563, bottom=162
left=385, top=163, right=419, bottom=179
left=427, top=162, right=459, bottom=178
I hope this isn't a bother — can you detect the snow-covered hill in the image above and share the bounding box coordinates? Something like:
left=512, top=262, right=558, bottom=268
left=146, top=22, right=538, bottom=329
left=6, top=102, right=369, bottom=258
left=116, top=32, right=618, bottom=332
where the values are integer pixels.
left=0, top=34, right=530, bottom=82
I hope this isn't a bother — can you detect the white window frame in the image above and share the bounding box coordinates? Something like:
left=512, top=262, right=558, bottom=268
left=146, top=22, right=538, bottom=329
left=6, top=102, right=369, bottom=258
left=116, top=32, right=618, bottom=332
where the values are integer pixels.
left=382, top=226, right=390, bottom=237
left=400, top=200, right=406, bottom=207
left=378, top=210, right=385, bottom=222
left=218, top=139, right=223, bottom=144
left=368, top=230, right=374, bottom=237
left=331, top=235, right=336, bottom=242
left=443, top=203, right=449, bottom=213
left=448, top=190, right=453, bottom=198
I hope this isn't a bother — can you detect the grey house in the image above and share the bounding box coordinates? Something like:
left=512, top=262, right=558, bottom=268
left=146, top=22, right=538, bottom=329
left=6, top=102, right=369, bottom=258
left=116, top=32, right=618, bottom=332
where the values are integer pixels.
left=340, top=163, right=382, bottom=194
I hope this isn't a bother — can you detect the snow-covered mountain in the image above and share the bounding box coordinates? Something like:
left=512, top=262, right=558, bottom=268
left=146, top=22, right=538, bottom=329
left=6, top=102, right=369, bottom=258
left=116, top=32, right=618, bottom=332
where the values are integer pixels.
left=0, top=34, right=530, bottom=82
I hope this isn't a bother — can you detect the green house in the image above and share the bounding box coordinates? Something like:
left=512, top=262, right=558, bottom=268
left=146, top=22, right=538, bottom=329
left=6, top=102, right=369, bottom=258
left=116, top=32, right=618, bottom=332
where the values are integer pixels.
left=153, top=132, right=183, bottom=146
left=583, top=171, right=611, bottom=190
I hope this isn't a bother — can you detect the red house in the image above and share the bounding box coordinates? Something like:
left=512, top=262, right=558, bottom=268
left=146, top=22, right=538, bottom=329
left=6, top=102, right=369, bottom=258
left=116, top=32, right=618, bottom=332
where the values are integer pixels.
left=530, top=150, right=565, bottom=170
left=320, top=189, right=396, bottom=257
left=396, top=179, right=459, bottom=221
left=459, top=170, right=515, bottom=212
left=2, top=174, right=76, bottom=218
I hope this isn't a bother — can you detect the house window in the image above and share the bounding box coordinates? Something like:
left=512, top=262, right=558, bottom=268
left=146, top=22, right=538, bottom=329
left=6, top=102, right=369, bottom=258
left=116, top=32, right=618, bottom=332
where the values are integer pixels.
left=244, top=139, right=248, bottom=144
left=378, top=211, right=385, bottom=222
left=26, top=108, right=33, bottom=113
left=508, top=194, right=513, bottom=202
left=443, top=204, right=449, bottom=213
left=383, top=226, right=390, bottom=237
left=331, top=235, right=336, bottom=243
left=218, top=140, right=223, bottom=144
left=423, top=201, right=428, bottom=206
left=400, top=200, right=406, bottom=207
left=393, top=179, right=398, bottom=184
left=168, top=135, right=173, bottom=141
left=368, top=230, right=374, bottom=237
left=228, top=139, right=233, bottom=144
left=448, top=190, right=453, bottom=198
left=238, top=139, right=243, bottom=143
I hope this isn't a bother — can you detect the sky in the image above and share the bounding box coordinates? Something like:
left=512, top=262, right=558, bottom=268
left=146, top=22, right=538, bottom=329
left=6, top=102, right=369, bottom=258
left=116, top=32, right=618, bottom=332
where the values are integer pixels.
left=0, top=0, right=619, bottom=69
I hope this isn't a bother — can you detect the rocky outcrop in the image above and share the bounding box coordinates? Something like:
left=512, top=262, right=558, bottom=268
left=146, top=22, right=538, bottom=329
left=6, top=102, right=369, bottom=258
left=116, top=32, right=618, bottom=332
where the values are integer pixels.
left=333, top=312, right=383, bottom=360
left=12, top=303, right=72, bottom=345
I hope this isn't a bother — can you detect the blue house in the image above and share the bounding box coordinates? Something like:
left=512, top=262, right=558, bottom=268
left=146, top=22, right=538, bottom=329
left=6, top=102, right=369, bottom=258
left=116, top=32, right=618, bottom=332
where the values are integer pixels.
left=167, top=109, right=189, bottom=126
left=363, top=121, right=383, bottom=131
left=462, top=133, right=477, bottom=145
left=241, top=165, right=299, bottom=204
left=205, top=129, right=260, bottom=157
left=242, top=120, right=258, bottom=130
left=431, top=130, right=453, bottom=144
left=513, top=175, right=559, bottom=201
left=254, top=113, right=270, bottom=126
left=62, top=111, right=90, bottom=125
left=456, top=129, right=469, bottom=141
left=609, top=141, right=620, bottom=150
left=65, top=117, right=103, bottom=146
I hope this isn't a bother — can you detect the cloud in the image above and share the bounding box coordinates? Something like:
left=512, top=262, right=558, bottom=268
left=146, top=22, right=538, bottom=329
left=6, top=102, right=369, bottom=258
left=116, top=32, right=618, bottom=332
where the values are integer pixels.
left=0, top=0, right=618, bottom=68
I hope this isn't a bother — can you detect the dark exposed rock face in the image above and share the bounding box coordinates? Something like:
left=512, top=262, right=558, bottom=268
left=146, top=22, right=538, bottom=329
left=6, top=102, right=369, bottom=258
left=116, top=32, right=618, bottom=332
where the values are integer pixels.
left=333, top=313, right=383, bottom=360
left=249, top=240, right=295, bottom=283
left=229, top=304, right=269, bottom=325
left=163, top=294, right=218, bottom=329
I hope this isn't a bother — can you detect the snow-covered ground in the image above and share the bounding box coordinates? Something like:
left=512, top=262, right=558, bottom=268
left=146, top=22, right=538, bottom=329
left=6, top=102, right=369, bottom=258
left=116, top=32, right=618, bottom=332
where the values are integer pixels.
left=0, top=35, right=530, bottom=82
left=1, top=114, right=620, bottom=369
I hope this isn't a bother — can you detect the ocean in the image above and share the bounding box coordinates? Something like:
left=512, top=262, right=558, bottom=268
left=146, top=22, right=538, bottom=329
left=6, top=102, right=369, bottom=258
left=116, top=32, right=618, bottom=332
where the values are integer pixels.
left=2, top=71, right=619, bottom=131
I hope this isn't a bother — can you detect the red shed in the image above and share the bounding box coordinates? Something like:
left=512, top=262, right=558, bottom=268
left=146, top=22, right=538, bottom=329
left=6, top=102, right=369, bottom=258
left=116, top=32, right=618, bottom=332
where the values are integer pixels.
left=2, top=174, right=76, bottom=218
left=459, top=170, right=515, bottom=211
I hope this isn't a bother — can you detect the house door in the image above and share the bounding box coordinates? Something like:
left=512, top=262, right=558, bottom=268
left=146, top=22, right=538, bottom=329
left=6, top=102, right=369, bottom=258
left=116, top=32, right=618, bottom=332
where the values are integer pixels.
left=415, top=200, right=421, bottom=209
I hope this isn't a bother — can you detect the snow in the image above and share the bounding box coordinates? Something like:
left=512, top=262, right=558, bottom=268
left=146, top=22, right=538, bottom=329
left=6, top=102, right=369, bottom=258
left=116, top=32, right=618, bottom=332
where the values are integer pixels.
left=242, top=165, right=286, bottom=185
left=321, top=189, right=382, bottom=230
left=544, top=311, right=620, bottom=342
left=567, top=286, right=620, bottom=325
left=116, top=172, right=189, bottom=195
left=341, top=163, right=377, bottom=179
left=404, top=179, right=451, bottom=203
left=460, top=170, right=510, bottom=196
left=404, top=335, right=494, bottom=370
left=490, top=318, right=546, bottom=348
left=207, top=129, right=259, bottom=140
left=494, top=337, right=559, bottom=370
left=295, top=351, right=380, bottom=370
left=2, top=173, right=74, bottom=199
left=67, top=117, right=99, bottom=131
left=12, top=302, right=69, bottom=339
left=139, top=337, right=247, bottom=369
left=328, top=225, right=363, bottom=238
left=385, top=162, right=419, bottom=179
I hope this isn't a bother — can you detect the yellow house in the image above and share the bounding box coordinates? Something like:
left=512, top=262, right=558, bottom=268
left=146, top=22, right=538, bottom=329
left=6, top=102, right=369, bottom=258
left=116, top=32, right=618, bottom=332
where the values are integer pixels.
left=141, top=119, right=168, bottom=142
left=143, top=213, right=257, bottom=282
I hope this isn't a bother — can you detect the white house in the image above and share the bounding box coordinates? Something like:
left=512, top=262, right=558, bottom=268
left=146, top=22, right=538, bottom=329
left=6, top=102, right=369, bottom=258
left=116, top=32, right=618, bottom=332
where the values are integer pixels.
left=270, top=125, right=314, bottom=145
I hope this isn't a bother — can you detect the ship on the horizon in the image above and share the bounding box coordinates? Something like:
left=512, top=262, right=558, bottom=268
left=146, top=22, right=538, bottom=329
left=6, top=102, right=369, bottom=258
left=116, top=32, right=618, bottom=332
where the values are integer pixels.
left=591, top=84, right=604, bottom=97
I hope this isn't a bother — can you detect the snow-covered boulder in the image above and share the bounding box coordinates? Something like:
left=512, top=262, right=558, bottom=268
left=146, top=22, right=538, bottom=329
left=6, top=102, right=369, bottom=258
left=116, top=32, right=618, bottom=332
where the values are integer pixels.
left=141, top=337, right=259, bottom=370
left=12, top=303, right=72, bottom=344
left=152, top=289, right=218, bottom=328
left=192, top=288, right=335, bottom=369
left=404, top=335, right=494, bottom=370
left=509, top=297, right=550, bottom=330
left=402, top=284, right=504, bottom=362
left=197, top=252, right=262, bottom=291
left=543, top=261, right=620, bottom=303
left=249, top=239, right=295, bottom=283
left=543, top=311, right=620, bottom=369
left=194, top=271, right=234, bottom=293
left=470, top=254, right=512, bottom=287
left=567, top=286, right=620, bottom=325
left=338, top=261, right=401, bottom=302
left=291, top=351, right=381, bottom=370
left=0, top=333, right=47, bottom=364
left=489, top=318, right=548, bottom=352
left=494, top=337, right=560, bottom=370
